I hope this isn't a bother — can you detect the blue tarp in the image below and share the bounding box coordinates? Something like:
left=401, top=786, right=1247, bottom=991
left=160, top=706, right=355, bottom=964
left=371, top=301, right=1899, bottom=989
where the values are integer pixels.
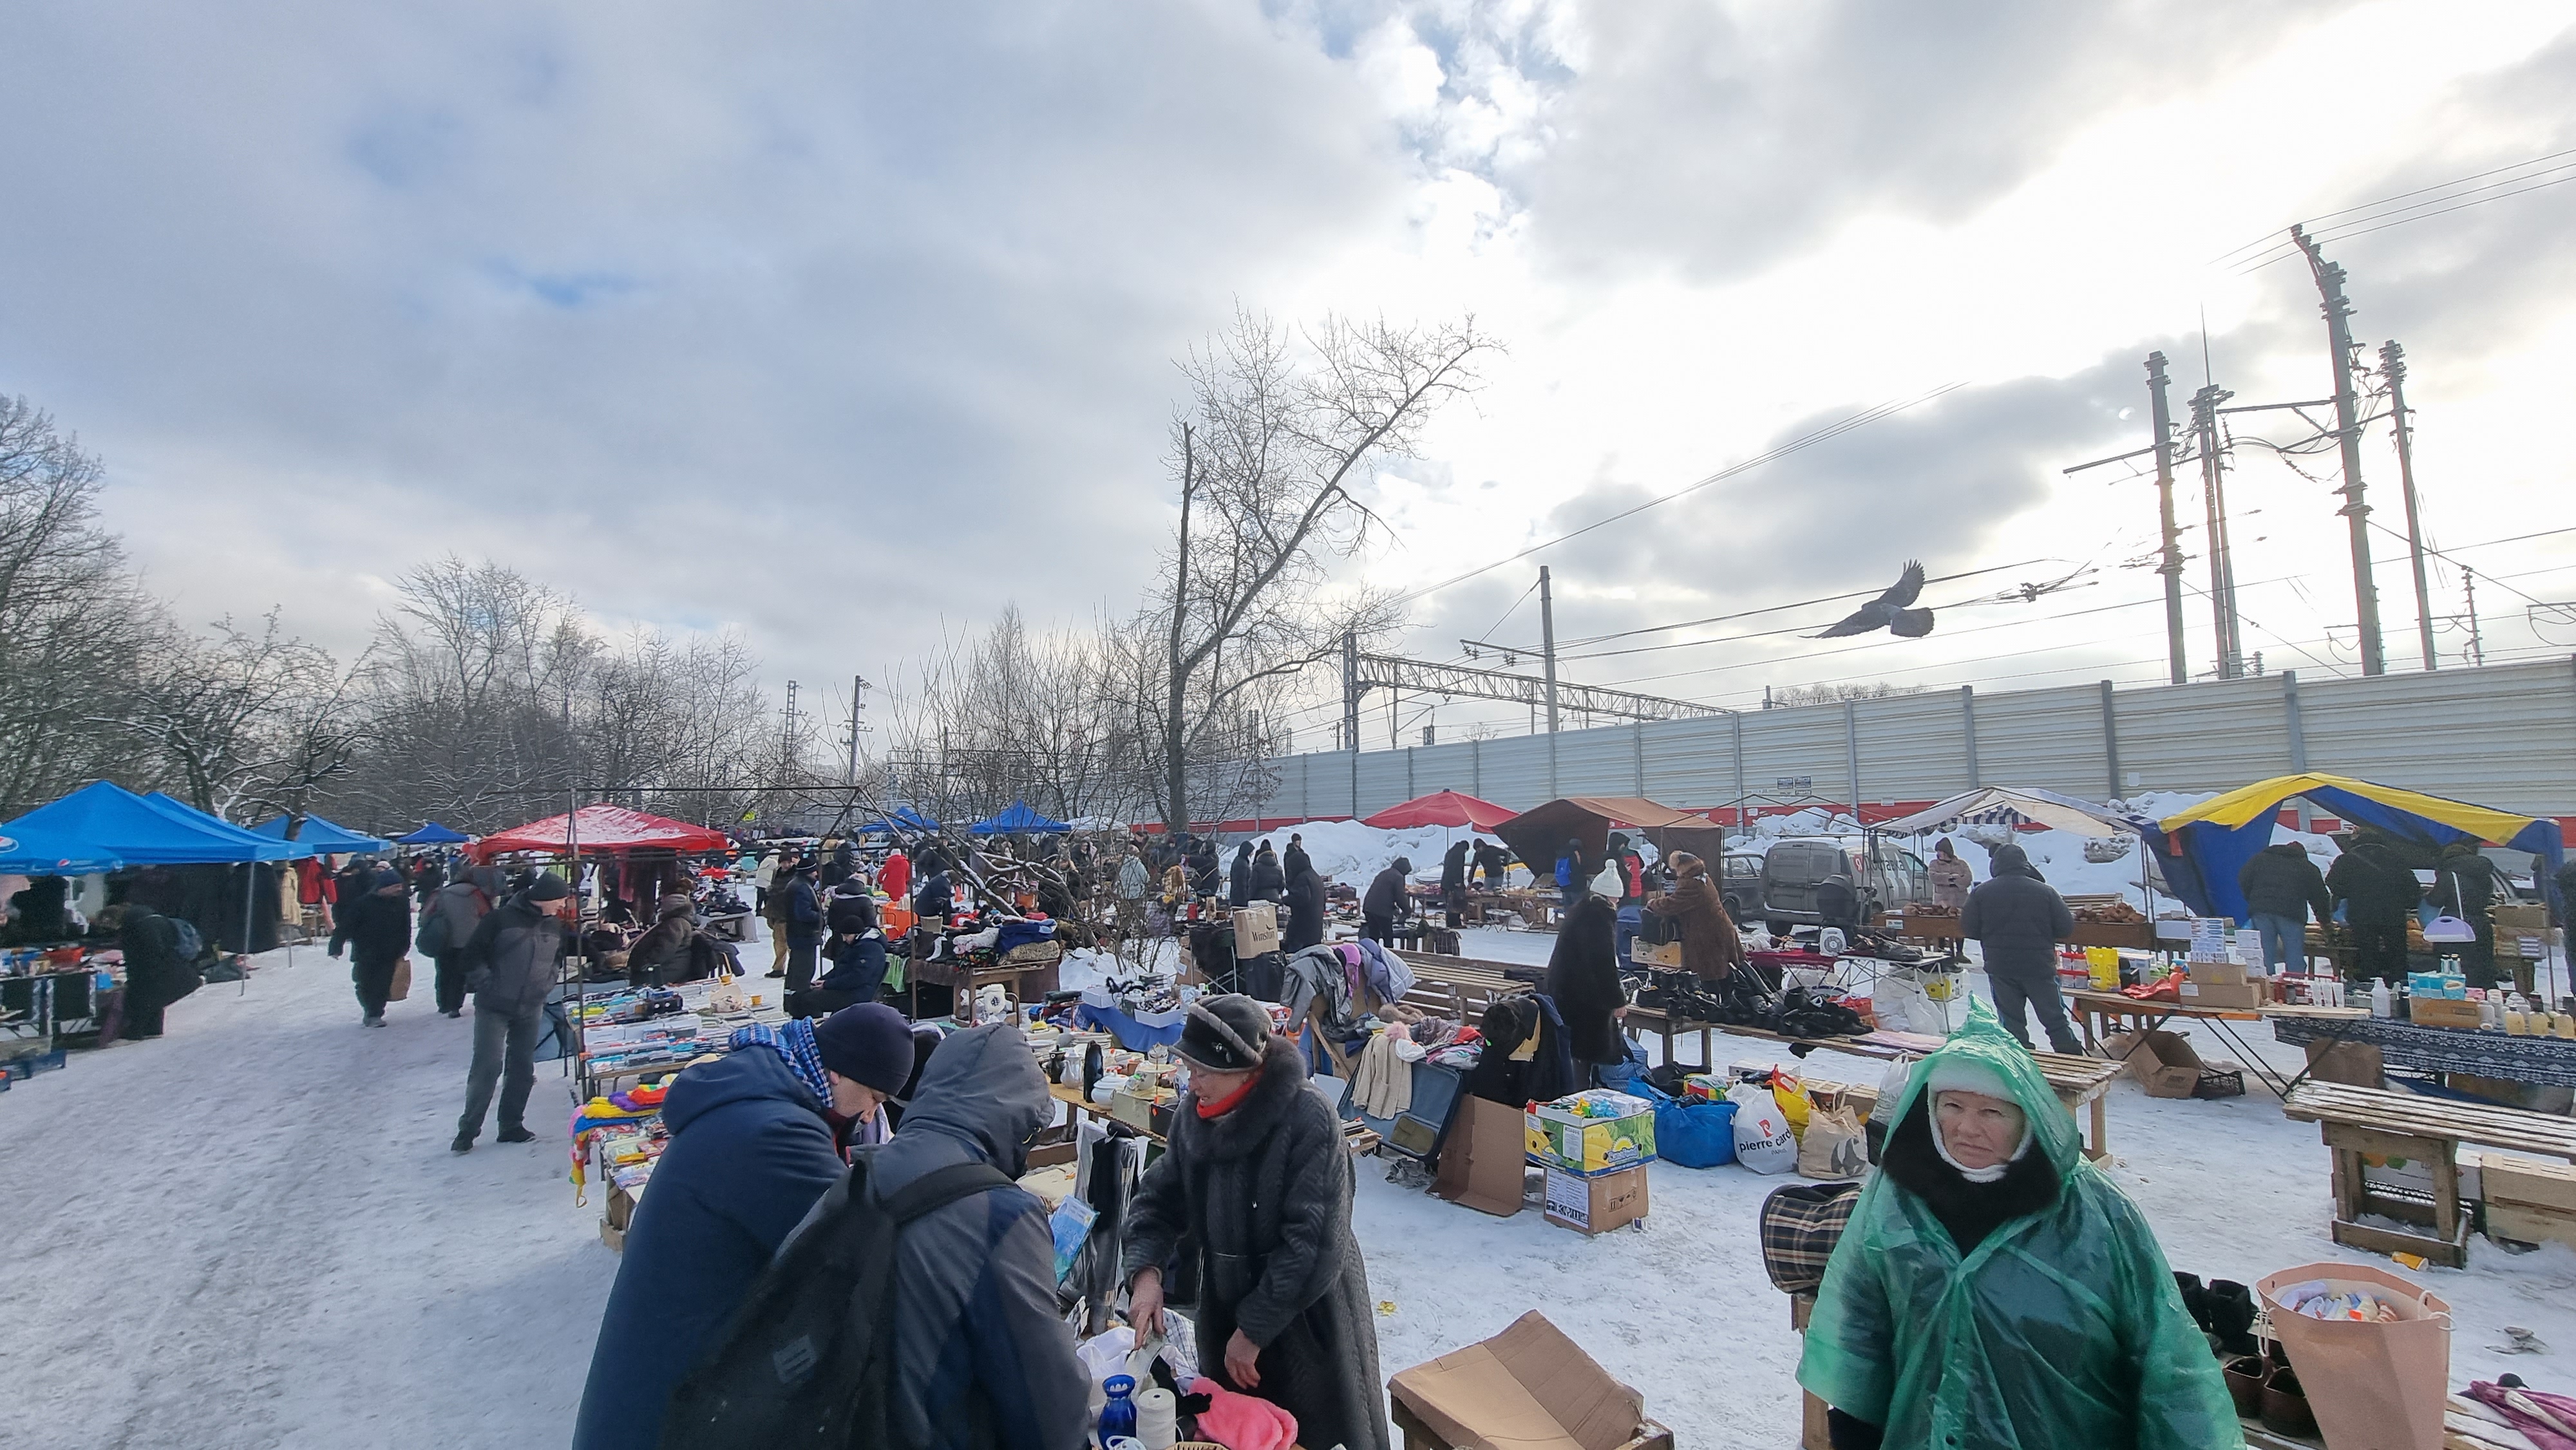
left=969, top=800, right=1070, bottom=835
left=857, top=807, right=940, bottom=834
left=0, top=824, right=122, bottom=876
left=251, top=813, right=392, bottom=854
left=3, top=782, right=299, bottom=865
left=395, top=822, right=470, bottom=845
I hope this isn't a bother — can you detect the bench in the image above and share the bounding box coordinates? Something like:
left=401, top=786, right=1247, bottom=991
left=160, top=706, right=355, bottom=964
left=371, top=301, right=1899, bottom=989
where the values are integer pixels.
left=2280, top=1080, right=2576, bottom=1267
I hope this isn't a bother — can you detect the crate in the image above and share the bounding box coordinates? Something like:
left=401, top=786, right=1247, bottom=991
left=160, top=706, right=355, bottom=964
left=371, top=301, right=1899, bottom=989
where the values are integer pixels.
left=2193, top=1066, right=2246, bottom=1100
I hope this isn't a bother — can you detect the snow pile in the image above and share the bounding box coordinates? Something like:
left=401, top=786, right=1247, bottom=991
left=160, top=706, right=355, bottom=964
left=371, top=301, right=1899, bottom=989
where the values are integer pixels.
left=1243, top=819, right=1510, bottom=887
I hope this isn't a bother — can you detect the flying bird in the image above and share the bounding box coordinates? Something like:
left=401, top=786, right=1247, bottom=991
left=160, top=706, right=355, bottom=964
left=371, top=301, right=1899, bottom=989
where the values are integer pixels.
left=1816, top=560, right=1935, bottom=639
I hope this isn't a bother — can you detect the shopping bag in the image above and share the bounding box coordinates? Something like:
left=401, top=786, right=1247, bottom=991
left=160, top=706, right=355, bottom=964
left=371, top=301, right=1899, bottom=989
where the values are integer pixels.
left=1771, top=1074, right=1813, bottom=1141
left=1651, top=1089, right=1739, bottom=1169
left=2257, top=1263, right=2451, bottom=1450
left=1798, top=1104, right=1868, bottom=1180
left=387, top=957, right=412, bottom=1003
left=1728, top=1082, right=1798, bottom=1174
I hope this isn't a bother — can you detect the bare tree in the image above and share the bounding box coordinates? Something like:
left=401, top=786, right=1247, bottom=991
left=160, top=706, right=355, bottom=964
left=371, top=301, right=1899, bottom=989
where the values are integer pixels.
left=1135, top=309, right=1492, bottom=831
left=108, top=610, right=347, bottom=818
left=1766, top=681, right=1929, bottom=708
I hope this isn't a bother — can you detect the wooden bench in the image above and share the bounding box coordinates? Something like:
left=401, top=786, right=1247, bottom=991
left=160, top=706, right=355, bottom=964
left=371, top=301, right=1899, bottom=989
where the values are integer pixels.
left=2281, top=1080, right=2576, bottom=1267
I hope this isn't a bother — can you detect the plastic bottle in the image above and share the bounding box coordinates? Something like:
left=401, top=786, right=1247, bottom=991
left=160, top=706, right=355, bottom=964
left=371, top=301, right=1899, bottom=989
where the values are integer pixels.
left=2371, top=980, right=2391, bottom=1019
left=1097, top=1374, right=1137, bottom=1442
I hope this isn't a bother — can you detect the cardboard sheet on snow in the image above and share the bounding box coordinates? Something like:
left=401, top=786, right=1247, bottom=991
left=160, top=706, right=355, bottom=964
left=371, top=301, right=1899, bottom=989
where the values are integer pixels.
left=1388, top=1310, right=1665, bottom=1450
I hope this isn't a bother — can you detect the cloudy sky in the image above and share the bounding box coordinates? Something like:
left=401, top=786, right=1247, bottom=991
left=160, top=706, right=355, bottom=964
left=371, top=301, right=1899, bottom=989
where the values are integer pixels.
left=5, top=0, right=2572, bottom=752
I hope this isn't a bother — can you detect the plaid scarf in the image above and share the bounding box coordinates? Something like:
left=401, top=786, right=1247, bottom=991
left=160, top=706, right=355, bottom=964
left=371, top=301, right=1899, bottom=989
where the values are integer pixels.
left=730, top=1019, right=833, bottom=1106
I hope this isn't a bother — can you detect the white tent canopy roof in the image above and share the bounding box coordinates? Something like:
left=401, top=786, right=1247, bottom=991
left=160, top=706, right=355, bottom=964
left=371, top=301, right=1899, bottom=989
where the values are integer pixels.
left=1875, top=786, right=2135, bottom=839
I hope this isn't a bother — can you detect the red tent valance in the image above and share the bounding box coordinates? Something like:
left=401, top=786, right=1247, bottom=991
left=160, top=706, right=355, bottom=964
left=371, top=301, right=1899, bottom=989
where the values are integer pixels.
left=467, top=804, right=732, bottom=862
left=1361, top=789, right=1519, bottom=831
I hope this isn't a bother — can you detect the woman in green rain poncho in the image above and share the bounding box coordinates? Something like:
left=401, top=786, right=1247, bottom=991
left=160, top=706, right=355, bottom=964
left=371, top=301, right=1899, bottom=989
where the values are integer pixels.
left=1797, top=999, right=2242, bottom=1449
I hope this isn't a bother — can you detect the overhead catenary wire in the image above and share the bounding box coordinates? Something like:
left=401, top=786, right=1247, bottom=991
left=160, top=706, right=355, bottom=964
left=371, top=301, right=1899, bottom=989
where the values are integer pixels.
left=2231, top=167, right=2576, bottom=274
left=2215, top=146, right=2576, bottom=268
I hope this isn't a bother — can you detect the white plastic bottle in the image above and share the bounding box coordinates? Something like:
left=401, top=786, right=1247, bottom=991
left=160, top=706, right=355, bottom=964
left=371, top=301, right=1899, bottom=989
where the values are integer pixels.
left=2371, top=980, right=2391, bottom=1019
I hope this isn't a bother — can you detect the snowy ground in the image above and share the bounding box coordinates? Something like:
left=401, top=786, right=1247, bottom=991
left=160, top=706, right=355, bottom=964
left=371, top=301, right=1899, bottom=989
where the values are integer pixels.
left=8, top=921, right=2576, bottom=1449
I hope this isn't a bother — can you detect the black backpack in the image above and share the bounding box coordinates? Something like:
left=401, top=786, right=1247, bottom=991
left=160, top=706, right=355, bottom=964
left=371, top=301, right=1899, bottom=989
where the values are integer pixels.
left=656, top=1150, right=1013, bottom=1449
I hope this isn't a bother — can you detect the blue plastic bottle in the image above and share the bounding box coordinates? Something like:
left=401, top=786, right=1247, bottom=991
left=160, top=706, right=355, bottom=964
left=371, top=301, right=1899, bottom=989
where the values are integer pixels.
left=1098, top=1373, right=1138, bottom=1441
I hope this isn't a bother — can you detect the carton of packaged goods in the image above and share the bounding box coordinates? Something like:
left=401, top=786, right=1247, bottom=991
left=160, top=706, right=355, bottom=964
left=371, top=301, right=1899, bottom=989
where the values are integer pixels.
left=1526, top=1089, right=1658, bottom=1176
left=1543, top=1164, right=1650, bottom=1235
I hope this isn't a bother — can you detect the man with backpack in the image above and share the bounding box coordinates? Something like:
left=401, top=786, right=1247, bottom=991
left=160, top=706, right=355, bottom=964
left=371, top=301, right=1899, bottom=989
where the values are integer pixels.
left=417, top=865, right=504, bottom=1019
left=451, top=875, right=573, bottom=1153
left=654, top=1021, right=1086, bottom=1449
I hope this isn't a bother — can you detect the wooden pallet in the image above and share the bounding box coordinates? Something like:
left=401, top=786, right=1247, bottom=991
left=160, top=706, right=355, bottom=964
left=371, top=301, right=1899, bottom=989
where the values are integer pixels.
left=2282, top=1081, right=2576, bottom=1267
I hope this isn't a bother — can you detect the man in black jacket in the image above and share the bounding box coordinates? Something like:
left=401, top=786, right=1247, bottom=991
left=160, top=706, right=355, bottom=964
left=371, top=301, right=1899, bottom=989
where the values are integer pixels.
left=452, top=874, right=573, bottom=1152
left=2236, top=841, right=2333, bottom=977
left=1440, top=840, right=1470, bottom=928
left=1959, top=843, right=2078, bottom=1053
left=1361, top=858, right=1413, bottom=946
left=329, top=869, right=414, bottom=1028
left=781, top=858, right=826, bottom=996
left=2327, top=833, right=2423, bottom=985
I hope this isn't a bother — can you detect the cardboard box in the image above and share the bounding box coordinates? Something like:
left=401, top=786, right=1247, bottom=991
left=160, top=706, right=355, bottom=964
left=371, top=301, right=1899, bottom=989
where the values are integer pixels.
left=1433, top=1095, right=1528, bottom=1217
left=2491, top=903, right=2551, bottom=933
left=1630, top=938, right=1682, bottom=968
left=2187, top=960, right=2249, bottom=988
left=2177, top=977, right=2266, bottom=1010
left=2486, top=1201, right=2576, bottom=1252
left=1527, top=1093, right=1658, bottom=1176
left=2409, top=997, right=2485, bottom=1030
left=1544, top=1163, right=1649, bottom=1235
left=2304, top=1038, right=2384, bottom=1089
left=2480, top=1154, right=2576, bottom=1214
left=1231, top=902, right=1279, bottom=956
left=1388, top=1310, right=1674, bottom=1450
left=2108, top=1029, right=2206, bottom=1098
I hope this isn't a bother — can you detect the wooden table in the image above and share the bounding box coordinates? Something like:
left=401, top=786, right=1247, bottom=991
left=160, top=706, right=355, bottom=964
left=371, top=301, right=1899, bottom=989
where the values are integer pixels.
left=2281, top=1080, right=2576, bottom=1267
left=2067, top=988, right=2369, bottom=1097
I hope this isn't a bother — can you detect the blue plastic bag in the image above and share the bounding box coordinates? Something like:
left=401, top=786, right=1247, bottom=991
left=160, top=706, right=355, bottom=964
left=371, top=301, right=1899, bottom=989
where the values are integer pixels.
left=1652, top=1089, right=1740, bottom=1169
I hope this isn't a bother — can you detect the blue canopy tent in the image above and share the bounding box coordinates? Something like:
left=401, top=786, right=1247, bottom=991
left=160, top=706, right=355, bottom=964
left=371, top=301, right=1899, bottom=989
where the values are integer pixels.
left=969, top=800, right=1070, bottom=836
left=251, top=813, right=392, bottom=854
left=2141, top=772, right=2566, bottom=923
left=0, top=825, right=122, bottom=876
left=6, top=783, right=302, bottom=968
left=395, top=822, right=470, bottom=845
left=857, top=806, right=940, bottom=834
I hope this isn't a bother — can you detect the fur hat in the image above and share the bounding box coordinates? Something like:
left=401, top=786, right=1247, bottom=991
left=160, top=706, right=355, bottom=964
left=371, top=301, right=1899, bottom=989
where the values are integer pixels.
left=1177, top=994, right=1271, bottom=1073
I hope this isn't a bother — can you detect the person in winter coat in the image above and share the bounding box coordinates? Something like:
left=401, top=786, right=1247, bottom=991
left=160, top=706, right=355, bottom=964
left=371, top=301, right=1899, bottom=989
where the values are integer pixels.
left=781, top=858, right=825, bottom=995
left=1124, top=997, right=1389, bottom=1450
left=1800, top=1000, right=2236, bottom=1450
left=1926, top=838, right=1974, bottom=913
left=1284, top=834, right=1311, bottom=883
left=878, top=845, right=912, bottom=905
left=117, top=905, right=197, bottom=1039
left=2327, top=832, right=2424, bottom=985
left=1958, top=843, right=2078, bottom=1053
left=912, top=860, right=954, bottom=927
left=1283, top=861, right=1327, bottom=954
left=780, top=1022, right=1088, bottom=1449
left=760, top=853, right=794, bottom=978
left=571, top=1005, right=917, bottom=1450
left=2236, top=841, right=2334, bottom=976
left=2430, top=840, right=2505, bottom=987
left=1228, top=842, right=1254, bottom=908
left=1191, top=843, right=1224, bottom=900
left=1361, top=858, right=1414, bottom=946
left=1605, top=833, right=1643, bottom=905
left=1440, top=840, right=1470, bottom=928
left=1116, top=845, right=1150, bottom=911
left=1652, top=853, right=1747, bottom=979
left=1544, top=894, right=1629, bottom=1073
left=329, top=869, right=414, bottom=1028
left=1251, top=840, right=1285, bottom=903
left=452, top=875, right=573, bottom=1152
left=820, top=837, right=858, bottom=889
left=625, top=892, right=699, bottom=987
left=790, top=884, right=889, bottom=1018
left=424, top=865, right=503, bottom=1017
left=1554, top=836, right=1586, bottom=910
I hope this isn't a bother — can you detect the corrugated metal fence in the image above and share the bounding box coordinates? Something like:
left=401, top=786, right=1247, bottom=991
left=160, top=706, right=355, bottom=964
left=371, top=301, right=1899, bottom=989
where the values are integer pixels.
left=1249, top=657, right=2576, bottom=822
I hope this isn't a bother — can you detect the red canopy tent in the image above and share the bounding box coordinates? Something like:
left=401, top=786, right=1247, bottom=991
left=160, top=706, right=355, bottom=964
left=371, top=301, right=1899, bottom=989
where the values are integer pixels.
left=466, top=804, right=732, bottom=862
left=1361, top=789, right=1518, bottom=832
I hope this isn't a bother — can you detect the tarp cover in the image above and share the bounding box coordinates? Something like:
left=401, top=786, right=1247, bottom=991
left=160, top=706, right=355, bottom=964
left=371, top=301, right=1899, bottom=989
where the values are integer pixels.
left=0, top=824, right=123, bottom=876
left=3, top=782, right=299, bottom=865
left=1361, top=789, right=1518, bottom=832
left=857, top=806, right=940, bottom=834
left=394, top=822, right=471, bottom=845
left=2146, top=771, right=2566, bottom=921
left=468, top=804, right=731, bottom=862
left=251, top=813, right=392, bottom=854
left=1495, top=796, right=1705, bottom=880
left=1876, top=786, right=2134, bottom=839
left=969, top=800, right=1071, bottom=835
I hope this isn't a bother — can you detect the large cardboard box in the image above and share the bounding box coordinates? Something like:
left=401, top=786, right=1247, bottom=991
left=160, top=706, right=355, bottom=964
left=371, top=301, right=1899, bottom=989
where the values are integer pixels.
left=2409, top=997, right=2484, bottom=1030
left=2481, top=1154, right=2576, bottom=1214
left=2108, top=1029, right=2206, bottom=1098
left=1630, top=939, right=1682, bottom=968
left=1231, top=901, right=1279, bottom=957
left=2187, top=959, right=2249, bottom=988
left=1527, top=1092, right=1658, bottom=1176
left=2304, top=1038, right=2385, bottom=1089
left=1388, top=1310, right=1674, bottom=1450
left=2178, top=977, right=2266, bottom=1010
left=1433, top=1095, right=1528, bottom=1217
left=1543, top=1164, right=1649, bottom=1235
left=2491, top=903, right=2551, bottom=934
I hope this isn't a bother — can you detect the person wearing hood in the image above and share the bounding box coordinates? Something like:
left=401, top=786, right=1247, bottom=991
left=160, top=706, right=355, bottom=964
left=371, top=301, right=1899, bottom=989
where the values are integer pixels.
left=1124, top=997, right=1389, bottom=1450
left=791, top=883, right=889, bottom=1018
left=1116, top=843, right=1151, bottom=909
left=1228, top=842, right=1255, bottom=908
left=1283, top=857, right=1329, bottom=954
left=571, top=1004, right=916, bottom=1450
left=1927, top=838, right=1973, bottom=913
left=424, top=865, right=507, bottom=1015
left=1251, top=840, right=1285, bottom=903
left=1440, top=840, right=1471, bottom=928
left=779, top=1022, right=1088, bottom=1447
left=1554, top=836, right=1586, bottom=910
left=625, top=892, right=700, bottom=987
left=1545, top=894, right=1629, bottom=1074
left=116, top=903, right=198, bottom=1040
left=2237, top=841, right=2334, bottom=977
left=328, top=868, right=415, bottom=1028
left=2430, top=840, right=2506, bottom=988
left=912, top=856, right=954, bottom=928
left=1800, top=1001, right=2238, bottom=1450
left=879, top=845, right=912, bottom=907
left=2327, top=831, right=2425, bottom=985
left=451, top=874, right=574, bottom=1152
left=820, top=837, right=858, bottom=889
left=1958, top=843, right=2078, bottom=1054
left=1191, top=842, right=1224, bottom=900
left=1475, top=839, right=1510, bottom=888
left=1362, top=857, right=1414, bottom=946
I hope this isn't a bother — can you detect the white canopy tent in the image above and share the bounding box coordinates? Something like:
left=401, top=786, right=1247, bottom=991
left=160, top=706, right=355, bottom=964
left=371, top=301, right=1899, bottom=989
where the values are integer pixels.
left=1875, top=786, right=2136, bottom=840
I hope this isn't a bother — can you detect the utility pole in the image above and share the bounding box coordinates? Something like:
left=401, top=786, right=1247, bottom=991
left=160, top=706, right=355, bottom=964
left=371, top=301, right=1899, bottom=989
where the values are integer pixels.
left=2189, top=382, right=2243, bottom=677
left=1342, top=629, right=1361, bottom=816
left=783, top=679, right=800, bottom=758
left=2380, top=341, right=2438, bottom=670
left=2463, top=568, right=2485, bottom=666
left=1538, top=565, right=1562, bottom=795
left=845, top=673, right=869, bottom=784
left=2291, top=224, right=2387, bottom=675
left=2145, top=353, right=2188, bottom=684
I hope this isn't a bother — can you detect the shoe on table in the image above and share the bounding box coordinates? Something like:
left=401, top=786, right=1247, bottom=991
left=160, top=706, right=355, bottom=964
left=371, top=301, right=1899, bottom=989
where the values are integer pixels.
left=450, top=1133, right=475, bottom=1154
left=497, top=1125, right=537, bottom=1144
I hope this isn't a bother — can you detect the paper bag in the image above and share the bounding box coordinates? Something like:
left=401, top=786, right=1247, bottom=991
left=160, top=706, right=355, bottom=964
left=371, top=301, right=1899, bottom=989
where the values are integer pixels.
left=387, top=957, right=412, bottom=1003
left=1799, top=1104, right=1868, bottom=1180
left=2257, top=1262, right=2451, bottom=1450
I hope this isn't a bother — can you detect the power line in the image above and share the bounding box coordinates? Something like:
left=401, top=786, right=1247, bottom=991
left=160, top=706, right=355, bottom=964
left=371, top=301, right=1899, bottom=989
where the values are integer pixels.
left=1556, top=558, right=2048, bottom=652
left=1387, top=382, right=1964, bottom=607
left=2233, top=167, right=2576, bottom=274
left=2215, top=146, right=2576, bottom=265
